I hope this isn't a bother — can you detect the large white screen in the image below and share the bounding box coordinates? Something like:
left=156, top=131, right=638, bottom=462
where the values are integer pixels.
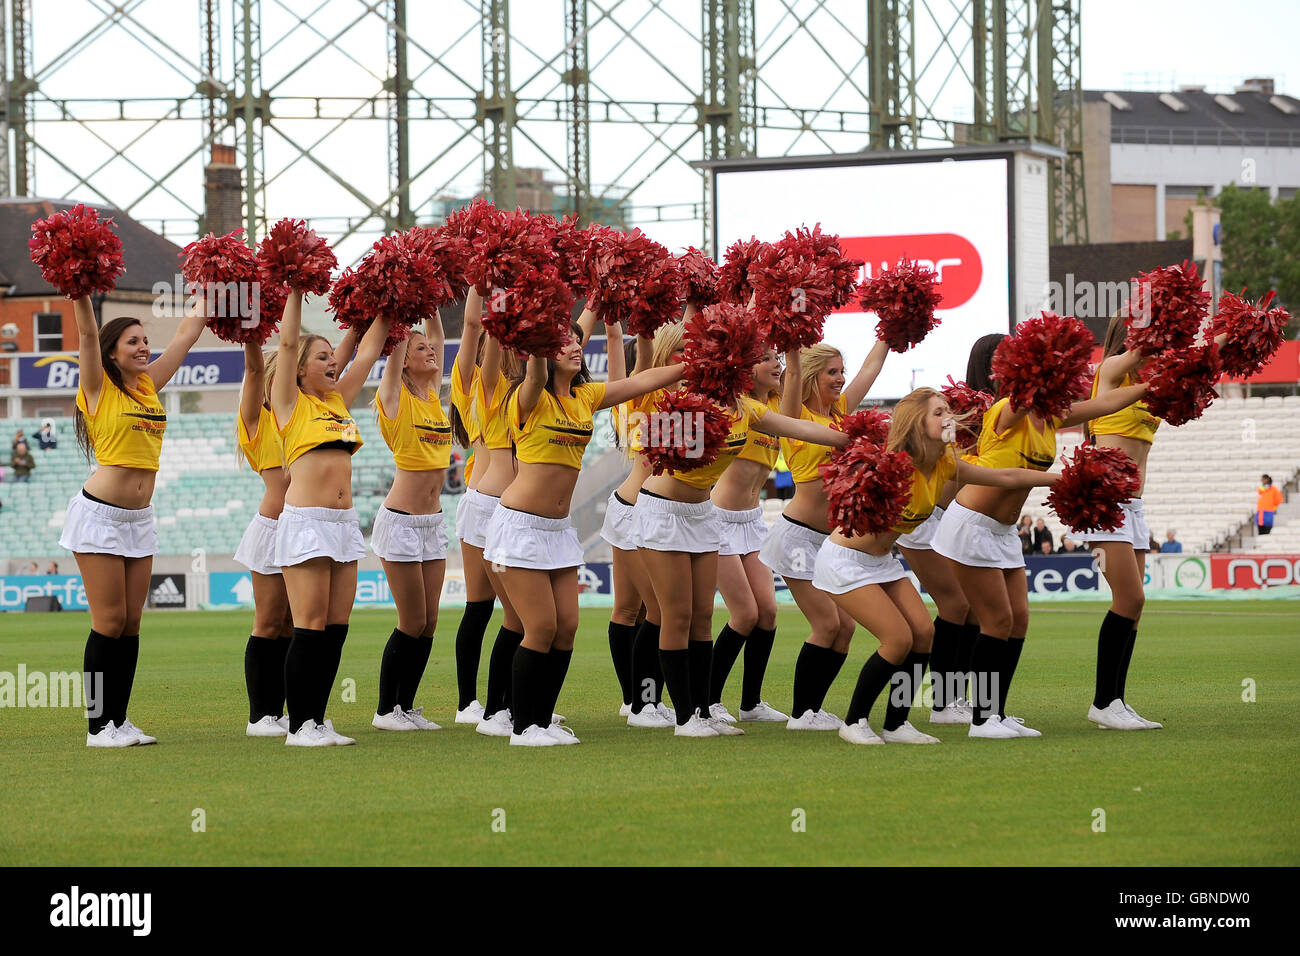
left=715, top=157, right=1011, bottom=400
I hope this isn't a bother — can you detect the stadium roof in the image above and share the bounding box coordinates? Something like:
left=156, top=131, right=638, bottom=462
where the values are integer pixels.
left=0, top=198, right=184, bottom=297
left=1085, top=88, right=1300, bottom=146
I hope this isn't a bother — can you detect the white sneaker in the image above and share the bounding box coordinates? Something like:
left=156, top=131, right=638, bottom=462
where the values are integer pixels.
left=881, top=721, right=941, bottom=744
left=627, top=705, right=673, bottom=728
left=510, top=724, right=558, bottom=747
left=707, top=715, right=745, bottom=736
left=709, top=703, right=738, bottom=724
left=674, top=714, right=720, bottom=737
left=551, top=712, right=566, bottom=725
left=247, top=715, right=289, bottom=738
left=838, top=718, right=883, bottom=745
left=968, top=716, right=1020, bottom=739
left=276, top=716, right=290, bottom=733
left=656, top=702, right=676, bottom=723
left=320, top=718, right=356, bottom=745
left=738, top=700, right=788, bottom=721
left=1122, top=701, right=1162, bottom=730
left=403, top=706, right=441, bottom=730
left=1088, top=699, right=1144, bottom=731
left=546, top=723, right=580, bottom=745
left=475, top=710, right=513, bottom=737
left=816, top=709, right=843, bottom=729
left=618, top=702, right=631, bottom=717
left=1001, top=715, right=1042, bottom=738
left=929, top=700, right=972, bottom=725
left=372, top=706, right=417, bottom=731
left=86, top=721, right=139, bottom=748
left=454, top=700, right=485, bottom=724
left=120, top=718, right=157, bottom=745
left=286, top=718, right=335, bottom=747
left=786, top=709, right=836, bottom=731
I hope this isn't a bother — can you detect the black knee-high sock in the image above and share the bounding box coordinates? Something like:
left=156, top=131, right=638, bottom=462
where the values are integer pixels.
left=969, top=634, right=1007, bottom=726
left=740, top=625, right=776, bottom=711
left=285, top=627, right=320, bottom=733
left=958, top=622, right=980, bottom=700
left=245, top=635, right=281, bottom=722
left=884, top=651, right=929, bottom=731
left=267, top=637, right=290, bottom=718
left=608, top=621, right=638, bottom=706
left=455, top=599, right=495, bottom=709
left=316, top=624, right=348, bottom=724
left=484, top=626, right=524, bottom=718
left=999, top=637, right=1025, bottom=719
left=689, top=641, right=713, bottom=717
left=83, top=630, right=114, bottom=735
left=709, top=625, right=746, bottom=706
left=928, top=618, right=962, bottom=710
left=245, top=636, right=264, bottom=723
left=791, top=642, right=822, bottom=718
left=542, top=649, right=573, bottom=725
left=377, top=628, right=409, bottom=715
left=629, top=620, right=662, bottom=715
left=814, top=648, right=848, bottom=712
left=658, top=648, right=691, bottom=725
left=399, top=636, right=434, bottom=712
left=112, top=633, right=139, bottom=727
left=845, top=652, right=901, bottom=726
left=1094, top=612, right=1136, bottom=708
left=510, top=645, right=549, bottom=735
left=1117, top=626, right=1138, bottom=702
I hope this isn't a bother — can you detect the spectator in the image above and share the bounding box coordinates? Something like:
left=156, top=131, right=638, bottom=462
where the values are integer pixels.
left=1038, top=539, right=1054, bottom=556
left=45, top=561, right=59, bottom=574
left=37, top=420, right=57, bottom=451
left=1032, top=518, right=1052, bottom=554
left=25, top=561, right=39, bottom=574
left=1256, top=475, right=1283, bottom=535
left=11, top=428, right=26, bottom=451
left=1059, top=538, right=1082, bottom=554
left=1159, top=530, right=1183, bottom=554
left=1018, top=515, right=1034, bottom=554
left=9, top=441, right=35, bottom=482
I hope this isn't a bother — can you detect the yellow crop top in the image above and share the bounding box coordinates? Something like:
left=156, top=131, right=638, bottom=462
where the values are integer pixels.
left=1087, top=370, right=1160, bottom=443
left=76, top=373, right=166, bottom=471
left=475, top=374, right=513, bottom=450
left=279, top=389, right=363, bottom=467
left=621, top=389, right=666, bottom=457
left=450, top=362, right=481, bottom=445
left=510, top=382, right=608, bottom=470
left=783, top=396, right=846, bottom=484
left=669, top=396, right=770, bottom=490
left=238, top=405, right=285, bottom=474
left=735, top=395, right=783, bottom=469
left=974, top=398, right=1058, bottom=472
left=380, top=386, right=453, bottom=471
left=895, top=452, right=959, bottom=534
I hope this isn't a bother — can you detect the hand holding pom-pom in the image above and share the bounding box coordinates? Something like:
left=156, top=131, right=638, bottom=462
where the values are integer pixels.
left=678, top=247, right=720, bottom=307
left=991, top=311, right=1094, bottom=420
left=28, top=203, right=126, bottom=298
left=682, top=302, right=767, bottom=403
left=481, top=263, right=575, bottom=360
left=256, top=218, right=337, bottom=295
left=638, top=390, right=732, bottom=475
left=1210, top=290, right=1290, bottom=378
left=1140, top=344, right=1220, bottom=426
left=941, top=377, right=994, bottom=451
left=585, top=229, right=681, bottom=336
left=1048, top=445, right=1141, bottom=534
left=1124, top=260, right=1210, bottom=354
left=717, top=237, right=770, bottom=306
left=820, top=440, right=914, bottom=537
left=838, top=408, right=891, bottom=446
left=327, top=267, right=407, bottom=357
left=859, top=259, right=943, bottom=353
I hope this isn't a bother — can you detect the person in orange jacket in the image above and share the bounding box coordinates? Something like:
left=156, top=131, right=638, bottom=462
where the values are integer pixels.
left=1256, top=475, right=1283, bottom=535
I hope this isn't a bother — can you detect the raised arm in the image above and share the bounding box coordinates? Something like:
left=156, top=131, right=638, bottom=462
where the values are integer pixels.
left=334, top=324, right=360, bottom=379
left=1060, top=383, right=1149, bottom=429
left=456, top=287, right=484, bottom=384
left=606, top=321, right=627, bottom=382
left=634, top=333, right=653, bottom=376
left=424, top=307, right=446, bottom=367
left=781, top=348, right=803, bottom=419
left=271, top=291, right=304, bottom=428
left=147, top=300, right=206, bottom=389
left=956, top=459, right=1058, bottom=489
left=576, top=304, right=599, bottom=347
left=480, top=335, right=504, bottom=393
left=73, top=297, right=104, bottom=414
left=338, top=316, right=393, bottom=408
left=239, top=342, right=266, bottom=438
left=753, top=410, right=849, bottom=448
left=1097, top=348, right=1145, bottom=390
left=599, top=363, right=684, bottom=409
left=842, top=339, right=890, bottom=411
left=376, top=334, right=407, bottom=419
left=516, top=353, right=549, bottom=423
left=683, top=301, right=698, bottom=323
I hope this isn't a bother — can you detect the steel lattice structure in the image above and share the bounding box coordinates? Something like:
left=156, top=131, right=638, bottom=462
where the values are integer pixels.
left=0, top=0, right=1086, bottom=264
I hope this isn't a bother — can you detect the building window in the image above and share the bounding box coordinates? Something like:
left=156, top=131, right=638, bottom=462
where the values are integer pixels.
left=35, top=312, right=62, bottom=352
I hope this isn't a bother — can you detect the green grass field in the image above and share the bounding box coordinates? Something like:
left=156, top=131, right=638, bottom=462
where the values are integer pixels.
left=2, top=601, right=1297, bottom=866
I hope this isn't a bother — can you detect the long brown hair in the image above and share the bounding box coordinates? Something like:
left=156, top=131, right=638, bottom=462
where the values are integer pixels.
left=74, top=316, right=143, bottom=462
left=887, top=387, right=956, bottom=474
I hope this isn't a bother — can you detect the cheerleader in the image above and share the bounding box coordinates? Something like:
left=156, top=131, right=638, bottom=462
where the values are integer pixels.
left=816, top=388, right=1058, bottom=744
left=63, top=296, right=204, bottom=746
left=759, top=340, right=889, bottom=730
left=370, top=311, right=453, bottom=731
left=271, top=291, right=391, bottom=747
left=931, top=341, right=1148, bottom=738
left=486, top=325, right=683, bottom=745
left=705, top=347, right=786, bottom=723
left=634, top=365, right=849, bottom=737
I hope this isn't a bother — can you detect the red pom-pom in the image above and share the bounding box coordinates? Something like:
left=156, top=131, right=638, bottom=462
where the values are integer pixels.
left=1125, top=260, right=1210, bottom=353
left=1047, top=445, right=1142, bottom=534
left=820, top=440, right=914, bottom=537
left=180, top=229, right=273, bottom=344
left=466, top=208, right=556, bottom=297
left=327, top=267, right=406, bottom=356
left=941, top=376, right=994, bottom=451
left=991, top=311, right=1094, bottom=420
left=399, top=224, right=470, bottom=304
left=682, top=302, right=767, bottom=402
left=443, top=197, right=499, bottom=245
left=353, top=233, right=450, bottom=328
left=859, top=259, right=943, bottom=353
left=551, top=215, right=604, bottom=299
left=256, top=218, right=337, bottom=295
left=1139, top=344, right=1221, bottom=426
left=678, top=247, right=720, bottom=306
left=717, top=237, right=771, bottom=305
left=797, top=224, right=862, bottom=309
left=752, top=239, right=835, bottom=353
left=481, top=263, right=575, bottom=360
left=28, top=203, right=126, bottom=298
left=584, top=228, right=682, bottom=336
left=1210, top=289, right=1290, bottom=378
left=636, top=390, right=732, bottom=476
left=838, top=408, right=891, bottom=446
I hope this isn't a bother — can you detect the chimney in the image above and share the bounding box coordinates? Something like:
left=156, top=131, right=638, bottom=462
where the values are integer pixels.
left=1235, top=77, right=1275, bottom=95
left=204, top=144, right=244, bottom=237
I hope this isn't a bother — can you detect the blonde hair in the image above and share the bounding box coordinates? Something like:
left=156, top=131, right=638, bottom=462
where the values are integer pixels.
left=887, top=387, right=956, bottom=472
left=799, top=343, right=843, bottom=408
left=650, top=321, right=685, bottom=370
left=296, top=334, right=330, bottom=387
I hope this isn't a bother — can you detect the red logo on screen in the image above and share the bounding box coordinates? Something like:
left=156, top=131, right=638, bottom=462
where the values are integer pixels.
left=838, top=233, right=983, bottom=311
